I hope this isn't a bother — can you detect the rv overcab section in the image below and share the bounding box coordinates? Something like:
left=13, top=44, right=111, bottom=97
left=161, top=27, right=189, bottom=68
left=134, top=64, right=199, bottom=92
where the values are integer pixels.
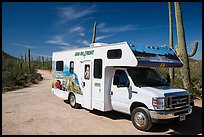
left=128, top=43, right=183, bottom=68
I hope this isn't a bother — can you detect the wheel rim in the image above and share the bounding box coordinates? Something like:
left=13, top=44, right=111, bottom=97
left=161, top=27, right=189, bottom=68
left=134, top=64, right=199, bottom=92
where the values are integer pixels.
left=70, top=95, right=75, bottom=106
left=134, top=112, right=146, bottom=127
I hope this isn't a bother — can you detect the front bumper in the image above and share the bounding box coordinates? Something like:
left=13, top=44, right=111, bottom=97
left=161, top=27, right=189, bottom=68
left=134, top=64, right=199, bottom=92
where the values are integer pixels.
left=149, top=106, right=192, bottom=120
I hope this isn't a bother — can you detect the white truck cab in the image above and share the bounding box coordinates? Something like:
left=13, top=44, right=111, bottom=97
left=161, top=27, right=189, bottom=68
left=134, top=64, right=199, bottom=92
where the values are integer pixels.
left=51, top=42, right=192, bottom=131
left=110, top=67, right=191, bottom=130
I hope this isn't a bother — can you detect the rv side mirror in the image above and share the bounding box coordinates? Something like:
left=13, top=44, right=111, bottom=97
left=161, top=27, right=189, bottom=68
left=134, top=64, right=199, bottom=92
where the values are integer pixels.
left=166, top=74, right=170, bottom=85
left=113, top=75, right=120, bottom=85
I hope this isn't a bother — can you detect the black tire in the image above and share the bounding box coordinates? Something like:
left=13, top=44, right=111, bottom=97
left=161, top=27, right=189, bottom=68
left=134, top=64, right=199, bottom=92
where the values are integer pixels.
left=131, top=107, right=153, bottom=131
left=69, top=93, right=80, bottom=109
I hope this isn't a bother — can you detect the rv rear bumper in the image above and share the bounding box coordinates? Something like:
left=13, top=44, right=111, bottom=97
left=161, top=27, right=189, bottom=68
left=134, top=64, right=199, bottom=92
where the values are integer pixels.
left=149, top=106, right=192, bottom=122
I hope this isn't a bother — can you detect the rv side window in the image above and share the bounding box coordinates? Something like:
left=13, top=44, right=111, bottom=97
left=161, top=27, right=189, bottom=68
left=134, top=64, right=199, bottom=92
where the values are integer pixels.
left=56, top=61, right=63, bottom=71
left=70, top=61, right=74, bottom=73
left=107, top=49, right=122, bottom=59
left=94, top=59, right=102, bottom=79
left=84, top=65, right=90, bottom=80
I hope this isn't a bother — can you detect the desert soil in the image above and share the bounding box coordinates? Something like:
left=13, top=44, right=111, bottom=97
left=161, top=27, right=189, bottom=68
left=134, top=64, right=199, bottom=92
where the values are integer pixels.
left=2, top=70, right=202, bottom=135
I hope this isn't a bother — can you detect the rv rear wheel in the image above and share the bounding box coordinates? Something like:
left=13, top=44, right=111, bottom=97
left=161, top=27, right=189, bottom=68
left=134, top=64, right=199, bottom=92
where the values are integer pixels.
left=69, top=93, right=80, bottom=109
left=131, top=107, right=153, bottom=131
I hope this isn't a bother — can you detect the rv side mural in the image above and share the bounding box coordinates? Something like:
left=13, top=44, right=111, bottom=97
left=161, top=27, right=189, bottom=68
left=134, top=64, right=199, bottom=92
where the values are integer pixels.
left=52, top=61, right=83, bottom=95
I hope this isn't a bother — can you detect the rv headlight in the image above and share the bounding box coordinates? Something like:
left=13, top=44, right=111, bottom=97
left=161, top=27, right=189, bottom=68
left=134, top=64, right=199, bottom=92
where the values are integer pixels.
left=152, top=97, right=165, bottom=110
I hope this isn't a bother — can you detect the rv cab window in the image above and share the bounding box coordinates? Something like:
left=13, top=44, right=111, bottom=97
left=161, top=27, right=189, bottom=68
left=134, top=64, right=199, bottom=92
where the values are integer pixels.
left=56, top=61, right=63, bottom=71
left=113, top=70, right=130, bottom=87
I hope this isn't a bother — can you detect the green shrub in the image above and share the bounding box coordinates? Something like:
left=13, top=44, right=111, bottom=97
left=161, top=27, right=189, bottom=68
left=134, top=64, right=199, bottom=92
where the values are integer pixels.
left=2, top=51, right=44, bottom=91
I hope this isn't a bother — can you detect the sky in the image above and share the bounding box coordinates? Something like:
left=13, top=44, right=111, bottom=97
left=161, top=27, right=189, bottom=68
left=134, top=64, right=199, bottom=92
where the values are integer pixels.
left=2, top=2, right=202, bottom=60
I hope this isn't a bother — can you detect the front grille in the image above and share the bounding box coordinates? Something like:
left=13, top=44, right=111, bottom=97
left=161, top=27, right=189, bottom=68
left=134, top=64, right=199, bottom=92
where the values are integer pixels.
left=174, top=109, right=189, bottom=116
left=166, top=95, right=189, bottom=110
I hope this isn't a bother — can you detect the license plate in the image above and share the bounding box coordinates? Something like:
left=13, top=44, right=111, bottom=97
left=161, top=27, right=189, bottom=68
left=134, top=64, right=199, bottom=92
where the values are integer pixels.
left=179, top=114, right=186, bottom=121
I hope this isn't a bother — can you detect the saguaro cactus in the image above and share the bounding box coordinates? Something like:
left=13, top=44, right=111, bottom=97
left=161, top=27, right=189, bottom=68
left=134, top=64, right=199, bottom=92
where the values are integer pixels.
left=19, top=56, right=23, bottom=69
left=168, top=2, right=174, bottom=80
left=20, top=55, right=23, bottom=68
left=91, top=22, right=97, bottom=47
left=42, top=56, right=44, bottom=69
left=28, top=49, right=31, bottom=71
left=24, top=52, right=27, bottom=62
left=50, top=57, right=52, bottom=70
left=174, top=2, right=190, bottom=89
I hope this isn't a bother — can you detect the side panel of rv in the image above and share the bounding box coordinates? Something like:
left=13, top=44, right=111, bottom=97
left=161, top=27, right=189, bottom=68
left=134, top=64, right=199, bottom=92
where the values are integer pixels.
left=52, top=49, right=99, bottom=110
left=52, top=50, right=84, bottom=106
left=51, top=42, right=138, bottom=111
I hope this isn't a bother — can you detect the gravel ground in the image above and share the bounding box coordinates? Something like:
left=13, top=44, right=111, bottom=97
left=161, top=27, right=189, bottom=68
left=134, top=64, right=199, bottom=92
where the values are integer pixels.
left=2, top=70, right=202, bottom=135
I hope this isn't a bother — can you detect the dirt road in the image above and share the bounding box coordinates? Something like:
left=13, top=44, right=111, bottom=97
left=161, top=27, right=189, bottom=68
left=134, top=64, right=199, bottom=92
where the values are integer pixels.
left=2, top=70, right=202, bottom=135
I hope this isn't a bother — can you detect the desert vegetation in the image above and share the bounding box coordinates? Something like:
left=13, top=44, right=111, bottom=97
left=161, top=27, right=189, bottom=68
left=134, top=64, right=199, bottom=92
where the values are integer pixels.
left=2, top=50, right=51, bottom=93
left=156, top=58, right=202, bottom=97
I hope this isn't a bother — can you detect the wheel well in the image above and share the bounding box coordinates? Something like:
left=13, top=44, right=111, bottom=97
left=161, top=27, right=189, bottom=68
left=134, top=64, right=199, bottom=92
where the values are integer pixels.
left=130, top=102, right=148, bottom=114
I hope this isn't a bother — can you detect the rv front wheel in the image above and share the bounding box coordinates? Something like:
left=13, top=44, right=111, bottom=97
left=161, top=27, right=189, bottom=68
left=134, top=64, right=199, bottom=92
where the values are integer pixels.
left=69, top=93, right=80, bottom=109
left=131, top=107, right=152, bottom=131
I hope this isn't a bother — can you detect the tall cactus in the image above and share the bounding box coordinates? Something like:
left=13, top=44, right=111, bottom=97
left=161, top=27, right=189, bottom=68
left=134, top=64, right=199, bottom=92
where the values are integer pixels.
left=24, top=52, right=27, bottom=62
left=174, top=2, right=190, bottom=89
left=42, top=56, right=44, bottom=69
left=168, top=2, right=174, bottom=80
left=28, top=49, right=31, bottom=72
left=20, top=55, right=23, bottom=68
left=50, top=57, right=52, bottom=70
left=91, top=22, right=97, bottom=47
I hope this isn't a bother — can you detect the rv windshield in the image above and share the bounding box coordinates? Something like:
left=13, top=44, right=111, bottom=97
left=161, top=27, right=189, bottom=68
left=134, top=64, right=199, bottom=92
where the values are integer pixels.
left=127, top=68, right=169, bottom=87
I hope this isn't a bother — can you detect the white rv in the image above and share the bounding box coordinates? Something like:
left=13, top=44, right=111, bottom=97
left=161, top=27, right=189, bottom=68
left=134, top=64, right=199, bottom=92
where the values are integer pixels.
left=51, top=42, right=192, bottom=131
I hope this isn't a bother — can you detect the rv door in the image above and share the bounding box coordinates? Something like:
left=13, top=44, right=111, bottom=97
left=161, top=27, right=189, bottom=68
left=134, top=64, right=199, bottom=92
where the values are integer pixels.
left=81, top=61, right=92, bottom=110
left=111, top=69, right=130, bottom=113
